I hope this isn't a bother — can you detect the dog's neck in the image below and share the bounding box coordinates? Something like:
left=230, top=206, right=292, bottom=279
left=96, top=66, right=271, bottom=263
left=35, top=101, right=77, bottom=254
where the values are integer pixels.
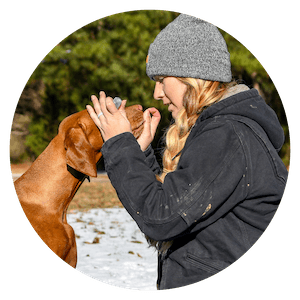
left=67, top=165, right=90, bottom=182
left=15, top=135, right=84, bottom=214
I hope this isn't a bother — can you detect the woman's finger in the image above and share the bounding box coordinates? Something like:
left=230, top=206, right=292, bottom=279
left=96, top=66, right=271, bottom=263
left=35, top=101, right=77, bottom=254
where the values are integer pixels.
left=146, top=107, right=161, bottom=136
left=119, top=100, right=127, bottom=118
left=86, top=104, right=101, bottom=128
left=99, top=91, right=109, bottom=116
left=119, top=99, right=127, bottom=111
left=105, top=96, right=119, bottom=115
left=142, top=109, right=152, bottom=136
left=147, top=107, right=161, bottom=120
left=136, top=108, right=161, bottom=151
left=89, top=95, right=106, bottom=123
left=90, top=95, right=101, bottom=115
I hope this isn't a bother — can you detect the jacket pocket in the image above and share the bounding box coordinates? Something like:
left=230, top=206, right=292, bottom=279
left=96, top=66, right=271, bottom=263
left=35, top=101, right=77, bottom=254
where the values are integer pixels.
left=186, top=253, right=224, bottom=274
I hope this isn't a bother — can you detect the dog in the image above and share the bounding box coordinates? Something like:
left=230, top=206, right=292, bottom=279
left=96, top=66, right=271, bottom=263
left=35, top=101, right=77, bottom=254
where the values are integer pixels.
left=14, top=106, right=144, bottom=267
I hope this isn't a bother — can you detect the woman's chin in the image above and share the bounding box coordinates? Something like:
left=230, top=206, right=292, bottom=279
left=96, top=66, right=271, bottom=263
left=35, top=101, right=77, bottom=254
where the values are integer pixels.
left=171, top=111, right=178, bottom=119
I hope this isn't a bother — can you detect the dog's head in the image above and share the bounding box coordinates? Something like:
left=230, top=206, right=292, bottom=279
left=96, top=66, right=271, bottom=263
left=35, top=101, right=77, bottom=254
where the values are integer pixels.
left=60, top=105, right=144, bottom=178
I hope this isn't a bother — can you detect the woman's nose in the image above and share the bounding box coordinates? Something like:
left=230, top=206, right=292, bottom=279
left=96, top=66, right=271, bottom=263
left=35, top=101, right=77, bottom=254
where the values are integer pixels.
left=153, top=82, right=164, bottom=100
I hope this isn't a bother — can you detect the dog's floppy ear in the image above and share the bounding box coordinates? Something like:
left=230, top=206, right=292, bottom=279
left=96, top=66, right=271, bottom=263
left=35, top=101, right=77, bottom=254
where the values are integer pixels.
left=64, top=123, right=97, bottom=177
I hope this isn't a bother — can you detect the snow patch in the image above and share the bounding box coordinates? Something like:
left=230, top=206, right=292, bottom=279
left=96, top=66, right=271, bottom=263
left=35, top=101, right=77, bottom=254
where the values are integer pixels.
left=67, top=208, right=157, bottom=290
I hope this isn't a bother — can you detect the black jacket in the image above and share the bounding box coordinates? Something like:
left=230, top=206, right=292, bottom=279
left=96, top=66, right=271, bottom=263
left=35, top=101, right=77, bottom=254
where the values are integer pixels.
left=101, top=88, right=288, bottom=289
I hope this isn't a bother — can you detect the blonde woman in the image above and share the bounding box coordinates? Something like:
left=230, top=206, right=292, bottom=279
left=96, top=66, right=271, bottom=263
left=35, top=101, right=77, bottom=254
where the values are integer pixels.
left=87, top=14, right=288, bottom=289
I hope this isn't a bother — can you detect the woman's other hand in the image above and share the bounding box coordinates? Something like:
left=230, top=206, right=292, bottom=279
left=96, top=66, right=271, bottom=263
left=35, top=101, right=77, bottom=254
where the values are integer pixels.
left=137, top=107, right=161, bottom=151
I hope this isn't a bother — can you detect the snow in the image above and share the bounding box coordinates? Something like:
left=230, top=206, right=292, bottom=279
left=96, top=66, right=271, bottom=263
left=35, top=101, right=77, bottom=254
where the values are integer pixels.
left=67, top=208, right=158, bottom=290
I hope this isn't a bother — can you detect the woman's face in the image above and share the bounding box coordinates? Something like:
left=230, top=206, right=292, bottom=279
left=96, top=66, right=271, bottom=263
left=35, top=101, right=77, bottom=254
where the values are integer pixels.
left=153, top=76, right=187, bottom=119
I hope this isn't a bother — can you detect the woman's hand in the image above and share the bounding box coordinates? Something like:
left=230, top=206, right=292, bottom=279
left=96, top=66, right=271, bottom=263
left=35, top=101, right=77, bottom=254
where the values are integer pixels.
left=137, top=107, right=161, bottom=151
left=86, top=91, right=132, bottom=142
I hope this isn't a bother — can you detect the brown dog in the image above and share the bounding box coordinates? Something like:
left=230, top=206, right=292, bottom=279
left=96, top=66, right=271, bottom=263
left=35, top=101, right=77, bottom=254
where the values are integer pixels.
left=14, top=106, right=144, bottom=267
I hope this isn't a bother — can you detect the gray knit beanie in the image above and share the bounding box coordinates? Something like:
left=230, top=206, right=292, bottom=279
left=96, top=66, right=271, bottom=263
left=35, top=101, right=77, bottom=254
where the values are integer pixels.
left=146, top=14, right=232, bottom=82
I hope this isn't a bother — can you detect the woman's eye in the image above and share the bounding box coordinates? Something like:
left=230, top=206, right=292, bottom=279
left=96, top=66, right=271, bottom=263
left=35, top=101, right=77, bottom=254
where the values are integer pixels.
left=153, top=75, right=165, bottom=83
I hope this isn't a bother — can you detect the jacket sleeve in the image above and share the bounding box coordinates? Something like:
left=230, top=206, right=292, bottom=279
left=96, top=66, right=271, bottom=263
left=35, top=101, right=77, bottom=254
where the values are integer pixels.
left=143, top=145, right=161, bottom=175
left=101, top=120, right=248, bottom=241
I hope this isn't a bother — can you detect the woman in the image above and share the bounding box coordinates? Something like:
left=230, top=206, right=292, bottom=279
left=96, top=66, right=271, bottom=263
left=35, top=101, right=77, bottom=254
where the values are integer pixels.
left=87, top=14, right=288, bottom=289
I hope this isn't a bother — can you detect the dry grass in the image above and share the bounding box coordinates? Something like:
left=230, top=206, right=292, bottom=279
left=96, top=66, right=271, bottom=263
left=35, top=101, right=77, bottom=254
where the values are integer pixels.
left=69, top=180, right=123, bottom=211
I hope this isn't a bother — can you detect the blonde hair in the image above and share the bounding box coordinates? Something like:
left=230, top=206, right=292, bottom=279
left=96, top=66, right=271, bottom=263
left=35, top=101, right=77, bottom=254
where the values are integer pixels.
left=159, top=77, right=235, bottom=182
left=146, top=77, right=235, bottom=253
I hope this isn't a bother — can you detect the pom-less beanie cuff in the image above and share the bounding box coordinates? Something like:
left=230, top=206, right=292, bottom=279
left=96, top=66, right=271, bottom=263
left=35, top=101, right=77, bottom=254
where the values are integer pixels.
left=146, top=14, right=232, bottom=83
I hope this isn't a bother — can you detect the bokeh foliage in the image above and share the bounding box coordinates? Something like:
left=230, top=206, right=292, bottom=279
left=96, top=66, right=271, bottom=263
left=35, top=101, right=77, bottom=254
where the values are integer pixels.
left=11, top=10, right=289, bottom=166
